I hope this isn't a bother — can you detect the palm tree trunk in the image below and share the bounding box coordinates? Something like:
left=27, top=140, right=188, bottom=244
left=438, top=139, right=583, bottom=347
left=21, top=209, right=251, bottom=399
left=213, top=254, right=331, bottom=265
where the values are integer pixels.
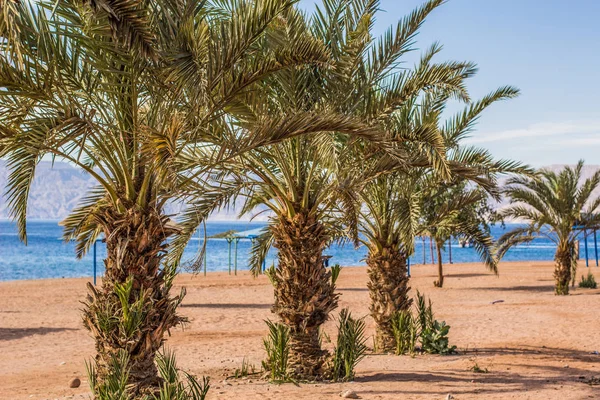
left=366, top=244, right=411, bottom=353
left=82, top=205, right=184, bottom=396
left=270, top=211, right=338, bottom=379
left=434, top=240, right=444, bottom=287
left=554, top=244, right=572, bottom=295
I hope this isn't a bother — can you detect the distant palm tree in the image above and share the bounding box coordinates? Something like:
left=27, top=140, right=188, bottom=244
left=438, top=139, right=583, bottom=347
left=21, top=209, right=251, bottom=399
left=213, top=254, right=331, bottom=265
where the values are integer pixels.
left=497, top=161, right=600, bottom=295
left=418, top=180, right=497, bottom=288
left=171, top=0, right=481, bottom=378
left=0, top=0, right=341, bottom=395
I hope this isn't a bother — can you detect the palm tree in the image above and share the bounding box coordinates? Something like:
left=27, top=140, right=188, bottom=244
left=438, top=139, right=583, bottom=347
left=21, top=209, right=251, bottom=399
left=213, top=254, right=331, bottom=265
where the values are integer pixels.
left=171, top=0, right=480, bottom=378
left=0, top=0, right=342, bottom=395
left=418, top=180, right=498, bottom=288
left=497, top=161, right=600, bottom=295
left=359, top=86, right=526, bottom=350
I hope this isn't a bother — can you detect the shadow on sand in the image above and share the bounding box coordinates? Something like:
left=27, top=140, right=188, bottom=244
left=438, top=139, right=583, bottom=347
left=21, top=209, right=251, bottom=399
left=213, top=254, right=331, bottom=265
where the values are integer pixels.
left=180, top=303, right=271, bottom=309
left=0, top=327, right=77, bottom=341
left=356, top=345, right=598, bottom=396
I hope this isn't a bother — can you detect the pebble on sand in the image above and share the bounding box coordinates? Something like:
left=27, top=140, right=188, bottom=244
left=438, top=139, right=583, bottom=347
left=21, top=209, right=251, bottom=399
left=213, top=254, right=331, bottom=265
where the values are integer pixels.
left=340, top=390, right=359, bottom=399
left=69, top=377, right=81, bottom=388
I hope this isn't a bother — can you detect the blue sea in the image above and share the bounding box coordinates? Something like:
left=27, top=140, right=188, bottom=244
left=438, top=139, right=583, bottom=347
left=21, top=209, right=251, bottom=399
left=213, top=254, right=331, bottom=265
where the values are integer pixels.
left=0, top=220, right=597, bottom=281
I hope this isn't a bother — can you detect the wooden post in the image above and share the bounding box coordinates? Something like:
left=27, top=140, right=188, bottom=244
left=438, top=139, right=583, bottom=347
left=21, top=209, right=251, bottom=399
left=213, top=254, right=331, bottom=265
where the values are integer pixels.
left=595, top=229, right=598, bottom=267
left=234, top=238, right=240, bottom=275
left=584, top=229, right=589, bottom=267
left=93, top=240, right=97, bottom=286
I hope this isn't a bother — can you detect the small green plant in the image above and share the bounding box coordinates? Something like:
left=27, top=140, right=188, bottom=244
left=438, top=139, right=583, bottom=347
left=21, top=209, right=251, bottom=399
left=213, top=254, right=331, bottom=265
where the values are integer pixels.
left=331, top=309, right=367, bottom=382
left=391, top=310, right=418, bottom=356
left=579, top=272, right=597, bottom=289
left=469, top=362, right=489, bottom=374
left=233, top=357, right=257, bottom=378
left=421, top=320, right=456, bottom=355
left=87, top=348, right=210, bottom=400
left=265, top=264, right=277, bottom=285
left=390, top=291, right=456, bottom=356
left=330, top=264, right=342, bottom=285
left=262, top=320, right=291, bottom=382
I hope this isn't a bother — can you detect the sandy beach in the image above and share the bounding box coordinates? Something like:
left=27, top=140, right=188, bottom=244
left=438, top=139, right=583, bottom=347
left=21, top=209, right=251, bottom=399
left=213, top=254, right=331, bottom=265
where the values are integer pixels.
left=1, top=261, right=599, bottom=400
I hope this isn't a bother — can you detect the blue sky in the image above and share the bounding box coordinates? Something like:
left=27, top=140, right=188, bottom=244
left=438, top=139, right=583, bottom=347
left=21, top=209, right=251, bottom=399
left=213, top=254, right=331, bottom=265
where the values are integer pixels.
left=299, top=0, right=600, bottom=167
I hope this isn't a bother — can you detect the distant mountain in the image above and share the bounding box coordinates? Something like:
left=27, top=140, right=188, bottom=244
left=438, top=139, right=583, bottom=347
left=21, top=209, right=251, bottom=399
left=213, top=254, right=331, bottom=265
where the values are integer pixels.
left=0, top=161, right=598, bottom=221
left=0, top=160, right=265, bottom=221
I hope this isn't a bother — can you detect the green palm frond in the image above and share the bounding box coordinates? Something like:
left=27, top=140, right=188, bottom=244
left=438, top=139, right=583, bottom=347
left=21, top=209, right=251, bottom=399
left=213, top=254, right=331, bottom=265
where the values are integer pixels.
left=85, top=0, right=157, bottom=59
left=442, top=86, right=520, bottom=146
left=495, top=225, right=538, bottom=261
left=168, top=179, right=249, bottom=269
left=367, top=0, right=443, bottom=82
left=249, top=227, right=274, bottom=277
left=59, top=186, right=108, bottom=258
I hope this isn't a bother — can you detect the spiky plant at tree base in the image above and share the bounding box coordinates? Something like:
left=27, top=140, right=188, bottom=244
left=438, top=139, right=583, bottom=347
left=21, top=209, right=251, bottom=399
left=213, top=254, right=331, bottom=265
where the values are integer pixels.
left=331, top=308, right=367, bottom=382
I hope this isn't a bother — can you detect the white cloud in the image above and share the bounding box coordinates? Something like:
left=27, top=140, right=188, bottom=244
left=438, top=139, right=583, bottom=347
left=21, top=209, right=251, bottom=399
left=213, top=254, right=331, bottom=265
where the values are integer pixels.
left=465, top=121, right=600, bottom=144
left=551, top=137, right=600, bottom=147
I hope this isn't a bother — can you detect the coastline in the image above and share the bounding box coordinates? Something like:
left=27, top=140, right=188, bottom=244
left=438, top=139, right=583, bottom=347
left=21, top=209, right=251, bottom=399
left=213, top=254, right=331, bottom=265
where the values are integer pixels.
left=0, top=260, right=557, bottom=284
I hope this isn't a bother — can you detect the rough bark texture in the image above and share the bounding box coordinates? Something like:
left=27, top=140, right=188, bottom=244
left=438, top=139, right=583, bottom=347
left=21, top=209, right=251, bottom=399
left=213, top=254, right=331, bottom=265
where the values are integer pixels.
left=554, top=245, right=572, bottom=295
left=82, top=204, right=184, bottom=396
left=270, top=212, right=338, bottom=380
left=367, top=244, right=411, bottom=353
left=434, top=240, right=444, bottom=288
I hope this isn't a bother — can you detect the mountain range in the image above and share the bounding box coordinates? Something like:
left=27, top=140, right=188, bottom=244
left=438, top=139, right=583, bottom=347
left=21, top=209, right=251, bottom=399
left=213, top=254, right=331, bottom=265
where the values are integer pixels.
left=0, top=161, right=598, bottom=221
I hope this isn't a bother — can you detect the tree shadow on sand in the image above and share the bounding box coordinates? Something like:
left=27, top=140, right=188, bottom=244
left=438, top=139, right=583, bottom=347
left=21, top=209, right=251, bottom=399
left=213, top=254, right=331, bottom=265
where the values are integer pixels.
left=460, top=284, right=556, bottom=293
left=355, top=370, right=587, bottom=397
left=448, top=273, right=494, bottom=278
left=472, top=345, right=600, bottom=363
left=180, top=303, right=271, bottom=309
left=356, top=346, right=598, bottom=397
left=0, top=327, right=77, bottom=341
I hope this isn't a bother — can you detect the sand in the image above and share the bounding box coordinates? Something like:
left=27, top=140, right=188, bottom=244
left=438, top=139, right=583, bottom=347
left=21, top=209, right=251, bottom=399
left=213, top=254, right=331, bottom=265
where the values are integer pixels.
left=1, top=261, right=599, bottom=400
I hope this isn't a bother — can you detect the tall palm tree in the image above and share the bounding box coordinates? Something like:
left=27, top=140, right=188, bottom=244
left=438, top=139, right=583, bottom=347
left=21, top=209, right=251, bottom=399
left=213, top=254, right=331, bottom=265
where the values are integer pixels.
left=359, top=86, right=526, bottom=350
left=497, top=162, right=600, bottom=295
left=0, top=0, right=344, bottom=395
left=171, top=0, right=479, bottom=378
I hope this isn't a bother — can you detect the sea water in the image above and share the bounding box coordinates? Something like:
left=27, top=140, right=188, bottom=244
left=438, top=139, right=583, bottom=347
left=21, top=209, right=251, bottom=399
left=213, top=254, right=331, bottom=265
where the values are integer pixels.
left=0, top=220, right=596, bottom=281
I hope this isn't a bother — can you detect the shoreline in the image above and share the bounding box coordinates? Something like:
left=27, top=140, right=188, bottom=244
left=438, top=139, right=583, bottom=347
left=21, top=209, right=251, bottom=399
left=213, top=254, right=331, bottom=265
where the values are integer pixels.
left=0, top=260, right=567, bottom=284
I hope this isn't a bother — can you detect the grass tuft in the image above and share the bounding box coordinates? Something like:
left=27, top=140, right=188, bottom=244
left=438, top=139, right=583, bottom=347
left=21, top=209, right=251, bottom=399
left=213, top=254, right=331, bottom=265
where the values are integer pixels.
left=579, top=272, right=597, bottom=289
left=262, top=320, right=291, bottom=382
left=331, top=308, right=367, bottom=382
